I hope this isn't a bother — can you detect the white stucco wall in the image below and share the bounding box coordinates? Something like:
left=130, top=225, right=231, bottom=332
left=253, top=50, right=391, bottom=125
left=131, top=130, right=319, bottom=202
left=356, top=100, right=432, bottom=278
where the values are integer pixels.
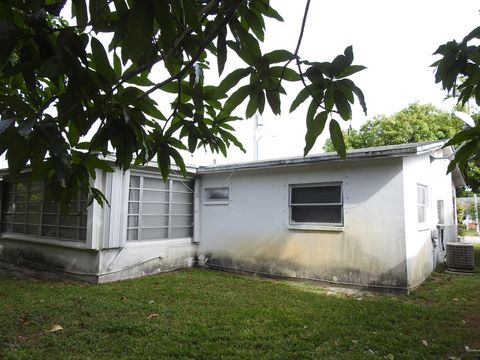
left=198, top=157, right=409, bottom=290
left=402, top=151, right=457, bottom=288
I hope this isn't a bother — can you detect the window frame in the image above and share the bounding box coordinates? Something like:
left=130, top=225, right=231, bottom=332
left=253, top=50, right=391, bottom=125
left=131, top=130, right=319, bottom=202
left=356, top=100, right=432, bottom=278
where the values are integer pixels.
left=417, top=183, right=428, bottom=225
left=203, top=187, right=230, bottom=205
left=288, top=182, right=344, bottom=228
left=126, top=172, right=194, bottom=242
left=0, top=178, right=90, bottom=246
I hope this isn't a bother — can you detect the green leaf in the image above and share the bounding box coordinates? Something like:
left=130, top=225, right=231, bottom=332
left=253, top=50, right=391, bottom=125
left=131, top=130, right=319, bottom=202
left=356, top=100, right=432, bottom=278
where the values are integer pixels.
left=266, top=90, right=281, bottom=115
left=125, top=1, right=154, bottom=63
left=217, top=28, right=227, bottom=75
left=246, top=88, right=260, bottom=119
left=157, top=147, right=171, bottom=182
left=89, top=0, right=110, bottom=32
left=264, top=50, right=294, bottom=64
left=154, top=1, right=175, bottom=50
left=221, top=85, right=251, bottom=116
left=270, top=66, right=300, bottom=81
left=329, top=119, right=346, bottom=159
left=306, top=99, right=319, bottom=126
left=113, top=0, right=128, bottom=16
left=244, top=10, right=265, bottom=41
left=290, top=87, right=310, bottom=113
left=126, top=76, right=154, bottom=87
left=219, top=129, right=246, bottom=152
left=188, top=130, right=198, bottom=153
left=219, top=68, right=252, bottom=93
left=445, top=129, right=477, bottom=146
left=304, top=111, right=328, bottom=155
left=343, top=45, right=354, bottom=66
left=337, top=65, right=367, bottom=79
left=331, top=55, right=349, bottom=77
left=324, top=83, right=335, bottom=111
left=71, top=0, right=88, bottom=29
left=169, top=147, right=187, bottom=177
left=67, top=122, right=79, bottom=147
left=305, top=67, right=325, bottom=87
left=113, top=52, right=122, bottom=77
left=243, top=32, right=262, bottom=65
left=7, top=135, right=30, bottom=176
left=335, top=80, right=355, bottom=103
left=85, top=155, right=114, bottom=173
left=91, top=37, right=115, bottom=82
left=331, top=46, right=354, bottom=77
left=181, top=0, right=203, bottom=36
left=258, top=90, right=266, bottom=114
left=90, top=187, right=110, bottom=207
left=254, top=1, right=284, bottom=21
left=334, top=91, right=352, bottom=120
left=352, top=84, right=367, bottom=115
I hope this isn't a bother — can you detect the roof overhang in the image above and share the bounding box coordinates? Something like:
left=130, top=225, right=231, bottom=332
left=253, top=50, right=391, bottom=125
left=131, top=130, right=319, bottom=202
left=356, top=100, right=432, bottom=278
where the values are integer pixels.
left=198, top=140, right=447, bottom=174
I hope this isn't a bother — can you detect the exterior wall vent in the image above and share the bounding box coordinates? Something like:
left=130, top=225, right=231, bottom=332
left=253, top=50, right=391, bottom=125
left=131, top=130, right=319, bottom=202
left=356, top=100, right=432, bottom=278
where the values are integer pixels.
left=446, top=243, right=475, bottom=272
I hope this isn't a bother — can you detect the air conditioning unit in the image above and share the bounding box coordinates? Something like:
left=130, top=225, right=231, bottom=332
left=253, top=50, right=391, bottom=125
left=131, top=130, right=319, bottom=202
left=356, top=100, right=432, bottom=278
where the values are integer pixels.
left=446, top=243, right=475, bottom=272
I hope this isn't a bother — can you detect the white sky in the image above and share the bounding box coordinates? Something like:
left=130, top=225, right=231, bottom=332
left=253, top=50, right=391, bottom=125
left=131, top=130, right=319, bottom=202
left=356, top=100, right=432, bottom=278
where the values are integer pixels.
left=191, top=1, right=480, bottom=166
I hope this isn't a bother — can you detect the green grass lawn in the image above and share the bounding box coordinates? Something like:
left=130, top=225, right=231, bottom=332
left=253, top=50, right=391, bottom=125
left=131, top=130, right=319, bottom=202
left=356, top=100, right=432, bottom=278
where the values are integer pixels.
left=463, top=228, right=479, bottom=236
left=1, top=247, right=480, bottom=360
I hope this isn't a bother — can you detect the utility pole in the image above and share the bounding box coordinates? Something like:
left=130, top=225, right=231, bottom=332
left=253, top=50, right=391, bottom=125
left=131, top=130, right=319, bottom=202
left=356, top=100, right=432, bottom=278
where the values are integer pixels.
left=252, top=113, right=263, bottom=161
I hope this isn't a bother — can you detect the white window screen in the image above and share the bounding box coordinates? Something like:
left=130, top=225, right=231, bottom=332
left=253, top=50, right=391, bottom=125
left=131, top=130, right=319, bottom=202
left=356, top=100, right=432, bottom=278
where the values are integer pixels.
left=417, top=185, right=427, bottom=223
left=1, top=180, right=88, bottom=242
left=127, top=175, right=194, bottom=241
left=289, top=184, right=343, bottom=225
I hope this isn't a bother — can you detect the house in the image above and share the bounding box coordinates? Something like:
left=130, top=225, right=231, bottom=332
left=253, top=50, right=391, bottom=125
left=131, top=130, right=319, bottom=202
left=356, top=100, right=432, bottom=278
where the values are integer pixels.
left=457, top=197, right=479, bottom=230
left=0, top=140, right=464, bottom=292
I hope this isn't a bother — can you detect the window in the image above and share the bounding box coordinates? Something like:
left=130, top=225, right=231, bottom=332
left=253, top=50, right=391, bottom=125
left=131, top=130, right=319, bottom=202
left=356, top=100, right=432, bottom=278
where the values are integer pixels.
left=289, top=183, right=343, bottom=225
left=204, top=187, right=229, bottom=204
left=127, top=175, right=194, bottom=241
left=437, top=200, right=445, bottom=224
left=1, top=179, right=88, bottom=242
left=417, top=184, right=427, bottom=224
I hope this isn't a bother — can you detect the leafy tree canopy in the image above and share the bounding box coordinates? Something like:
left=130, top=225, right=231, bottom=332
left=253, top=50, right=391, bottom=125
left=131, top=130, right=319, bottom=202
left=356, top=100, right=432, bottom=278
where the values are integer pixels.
left=0, top=0, right=366, bottom=206
left=323, top=103, right=463, bottom=152
left=324, top=102, right=480, bottom=193
left=432, top=25, right=480, bottom=175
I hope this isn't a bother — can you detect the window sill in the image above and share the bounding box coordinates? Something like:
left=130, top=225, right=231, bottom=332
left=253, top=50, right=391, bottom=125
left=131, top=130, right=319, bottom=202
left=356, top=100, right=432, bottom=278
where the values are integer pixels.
left=203, top=201, right=229, bottom=206
left=125, top=237, right=193, bottom=246
left=288, top=224, right=344, bottom=232
left=0, top=233, right=91, bottom=250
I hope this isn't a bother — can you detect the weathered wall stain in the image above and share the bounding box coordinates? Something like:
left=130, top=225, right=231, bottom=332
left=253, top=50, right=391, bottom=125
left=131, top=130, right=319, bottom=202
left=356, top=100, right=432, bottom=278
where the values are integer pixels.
left=198, top=158, right=410, bottom=290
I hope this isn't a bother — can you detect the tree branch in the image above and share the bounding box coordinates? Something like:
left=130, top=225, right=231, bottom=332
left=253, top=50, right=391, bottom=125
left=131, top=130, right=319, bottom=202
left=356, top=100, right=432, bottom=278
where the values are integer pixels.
left=296, top=59, right=337, bottom=114
left=116, top=0, right=223, bottom=90
left=137, top=0, right=243, bottom=100
left=276, top=0, right=311, bottom=88
left=162, top=79, right=183, bottom=132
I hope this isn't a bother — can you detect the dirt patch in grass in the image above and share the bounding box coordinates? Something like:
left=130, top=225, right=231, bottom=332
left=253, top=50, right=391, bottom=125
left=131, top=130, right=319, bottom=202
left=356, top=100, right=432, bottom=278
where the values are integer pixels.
left=0, top=261, right=75, bottom=283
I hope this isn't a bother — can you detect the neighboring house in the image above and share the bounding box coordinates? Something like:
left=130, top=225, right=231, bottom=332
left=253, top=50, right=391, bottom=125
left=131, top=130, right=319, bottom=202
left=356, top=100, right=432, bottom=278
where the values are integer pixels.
left=0, top=140, right=464, bottom=292
left=457, top=197, right=479, bottom=229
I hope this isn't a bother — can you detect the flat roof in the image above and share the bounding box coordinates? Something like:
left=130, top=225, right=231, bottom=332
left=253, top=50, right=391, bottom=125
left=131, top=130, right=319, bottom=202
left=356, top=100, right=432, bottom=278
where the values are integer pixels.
left=198, top=140, right=448, bottom=174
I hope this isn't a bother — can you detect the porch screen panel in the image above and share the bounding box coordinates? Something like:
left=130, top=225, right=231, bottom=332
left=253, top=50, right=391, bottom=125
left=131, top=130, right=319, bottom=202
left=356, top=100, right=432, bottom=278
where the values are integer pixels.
left=127, top=175, right=194, bottom=241
left=1, top=180, right=88, bottom=242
